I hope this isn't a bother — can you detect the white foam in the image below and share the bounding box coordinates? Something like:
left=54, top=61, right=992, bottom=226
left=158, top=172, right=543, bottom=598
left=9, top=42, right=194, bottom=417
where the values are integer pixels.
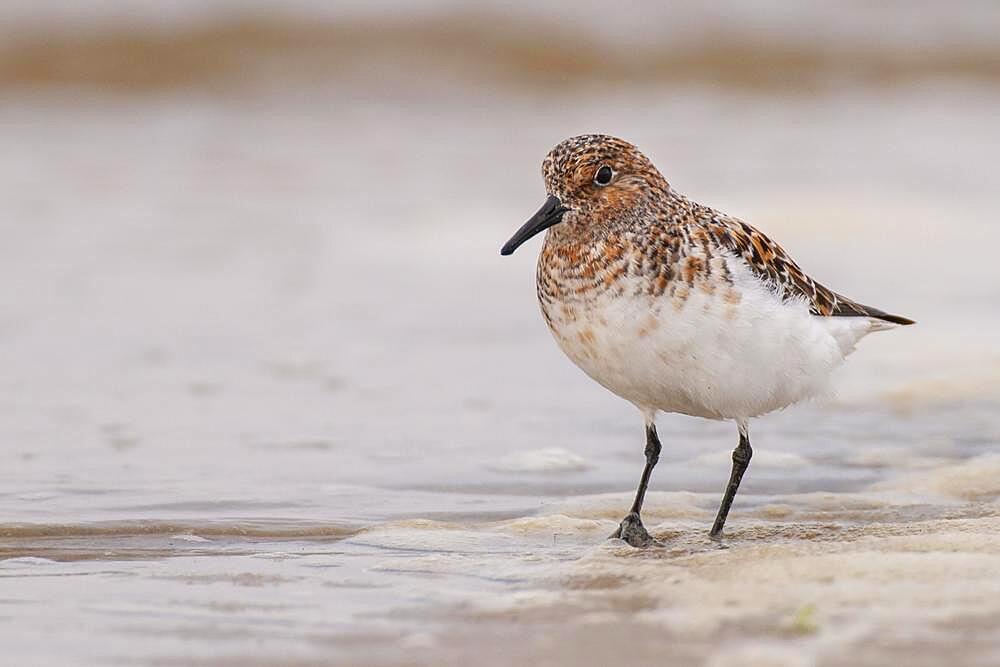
left=169, top=533, right=212, bottom=542
left=873, top=454, right=1000, bottom=501
left=487, top=447, right=590, bottom=473
left=0, top=557, right=57, bottom=567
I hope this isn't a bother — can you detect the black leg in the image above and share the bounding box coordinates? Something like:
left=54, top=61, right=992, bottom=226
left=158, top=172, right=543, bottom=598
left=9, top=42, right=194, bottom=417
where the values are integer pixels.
left=611, top=422, right=661, bottom=547
left=710, top=420, right=752, bottom=540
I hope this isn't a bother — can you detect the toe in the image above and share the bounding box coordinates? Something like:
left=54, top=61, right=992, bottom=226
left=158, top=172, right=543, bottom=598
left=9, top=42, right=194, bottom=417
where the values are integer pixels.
left=611, top=513, right=655, bottom=547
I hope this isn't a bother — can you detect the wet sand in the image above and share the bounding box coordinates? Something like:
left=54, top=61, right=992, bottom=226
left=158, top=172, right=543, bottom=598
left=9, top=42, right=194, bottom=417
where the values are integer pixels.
left=3, top=480, right=1000, bottom=666
left=2, top=6, right=1000, bottom=664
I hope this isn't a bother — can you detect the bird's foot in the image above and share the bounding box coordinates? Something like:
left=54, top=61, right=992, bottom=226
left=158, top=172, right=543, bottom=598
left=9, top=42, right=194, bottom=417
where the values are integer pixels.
left=610, top=512, right=656, bottom=548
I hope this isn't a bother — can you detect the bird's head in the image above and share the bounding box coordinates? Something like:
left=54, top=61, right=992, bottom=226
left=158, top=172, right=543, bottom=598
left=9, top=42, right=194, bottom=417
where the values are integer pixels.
left=501, top=134, right=669, bottom=255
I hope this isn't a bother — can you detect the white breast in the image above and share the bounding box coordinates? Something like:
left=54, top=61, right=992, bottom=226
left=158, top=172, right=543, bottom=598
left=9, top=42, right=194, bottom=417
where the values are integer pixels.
left=543, top=255, right=882, bottom=420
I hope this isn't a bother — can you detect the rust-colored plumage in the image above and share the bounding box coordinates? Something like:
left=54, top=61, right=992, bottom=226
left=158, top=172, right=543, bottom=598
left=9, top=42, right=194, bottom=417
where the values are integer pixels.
left=536, top=134, right=913, bottom=327
left=704, top=215, right=914, bottom=324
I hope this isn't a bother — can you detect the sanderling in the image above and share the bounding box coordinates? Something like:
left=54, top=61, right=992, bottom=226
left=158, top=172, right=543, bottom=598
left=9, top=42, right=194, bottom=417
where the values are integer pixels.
left=500, top=134, right=913, bottom=547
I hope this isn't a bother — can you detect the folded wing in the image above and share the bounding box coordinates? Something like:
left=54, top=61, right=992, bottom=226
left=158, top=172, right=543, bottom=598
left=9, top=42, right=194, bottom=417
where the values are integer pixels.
left=702, top=215, right=914, bottom=326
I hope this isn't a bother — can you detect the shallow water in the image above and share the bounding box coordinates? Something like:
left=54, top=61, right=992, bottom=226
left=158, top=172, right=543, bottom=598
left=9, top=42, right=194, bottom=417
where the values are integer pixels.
left=2, top=14, right=1000, bottom=663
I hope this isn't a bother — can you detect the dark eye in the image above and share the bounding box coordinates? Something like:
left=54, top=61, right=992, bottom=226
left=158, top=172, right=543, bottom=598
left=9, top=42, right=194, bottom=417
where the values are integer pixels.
left=594, top=165, right=614, bottom=186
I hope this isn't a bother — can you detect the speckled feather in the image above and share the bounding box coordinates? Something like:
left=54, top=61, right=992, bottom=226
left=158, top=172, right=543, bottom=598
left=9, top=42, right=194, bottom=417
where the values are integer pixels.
left=538, top=134, right=914, bottom=327
left=530, top=134, right=913, bottom=419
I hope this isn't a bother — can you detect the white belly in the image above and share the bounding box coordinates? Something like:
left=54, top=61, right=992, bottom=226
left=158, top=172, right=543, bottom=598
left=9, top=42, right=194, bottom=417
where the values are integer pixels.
left=544, top=258, right=875, bottom=419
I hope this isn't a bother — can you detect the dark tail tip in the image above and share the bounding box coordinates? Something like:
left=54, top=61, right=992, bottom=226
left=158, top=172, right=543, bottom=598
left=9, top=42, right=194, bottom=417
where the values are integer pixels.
left=848, top=302, right=915, bottom=325
left=877, top=312, right=915, bottom=326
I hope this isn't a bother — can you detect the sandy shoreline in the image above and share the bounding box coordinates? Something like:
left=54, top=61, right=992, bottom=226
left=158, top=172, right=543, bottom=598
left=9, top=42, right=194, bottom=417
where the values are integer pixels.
left=4, top=475, right=999, bottom=666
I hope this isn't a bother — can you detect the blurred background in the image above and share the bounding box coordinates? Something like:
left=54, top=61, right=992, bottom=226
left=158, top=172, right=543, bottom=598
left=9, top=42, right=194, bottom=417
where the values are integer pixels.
left=1, top=2, right=999, bottom=666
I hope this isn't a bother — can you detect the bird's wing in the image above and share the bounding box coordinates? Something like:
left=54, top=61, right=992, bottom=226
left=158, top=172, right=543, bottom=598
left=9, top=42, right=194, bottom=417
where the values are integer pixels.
left=701, top=214, right=914, bottom=325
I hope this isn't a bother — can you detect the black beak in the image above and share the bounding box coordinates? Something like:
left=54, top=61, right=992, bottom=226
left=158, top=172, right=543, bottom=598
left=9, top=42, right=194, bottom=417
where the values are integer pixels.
left=500, top=195, right=568, bottom=256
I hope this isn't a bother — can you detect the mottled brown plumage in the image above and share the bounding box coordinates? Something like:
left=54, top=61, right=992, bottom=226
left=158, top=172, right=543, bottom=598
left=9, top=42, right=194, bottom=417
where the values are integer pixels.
left=537, top=134, right=913, bottom=326
left=704, top=213, right=914, bottom=323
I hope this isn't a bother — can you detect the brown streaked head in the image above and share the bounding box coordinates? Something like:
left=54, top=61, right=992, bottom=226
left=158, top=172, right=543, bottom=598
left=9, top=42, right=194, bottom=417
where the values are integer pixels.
left=501, top=134, right=669, bottom=255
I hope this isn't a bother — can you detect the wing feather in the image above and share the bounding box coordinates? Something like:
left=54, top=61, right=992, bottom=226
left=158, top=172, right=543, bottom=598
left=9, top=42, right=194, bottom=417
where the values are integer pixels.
left=698, top=211, right=914, bottom=326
